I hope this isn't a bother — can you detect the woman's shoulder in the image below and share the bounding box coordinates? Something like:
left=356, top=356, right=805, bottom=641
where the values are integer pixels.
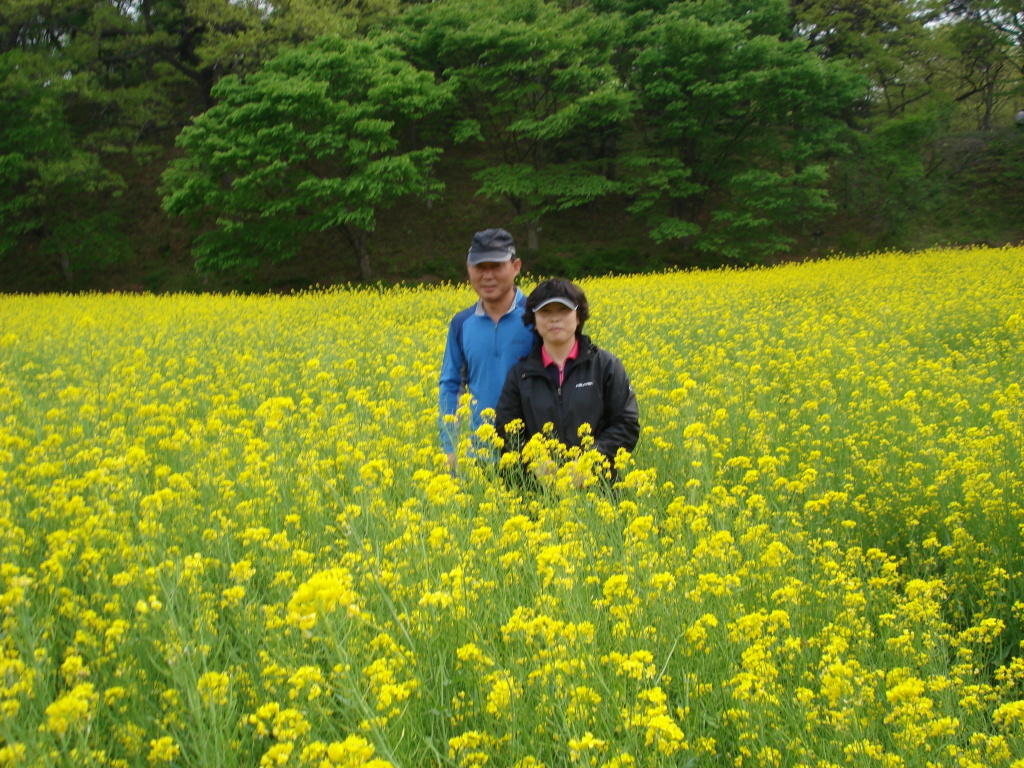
left=580, top=336, right=621, bottom=362
left=509, top=344, right=544, bottom=375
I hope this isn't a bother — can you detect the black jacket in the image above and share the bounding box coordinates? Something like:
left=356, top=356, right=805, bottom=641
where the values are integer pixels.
left=495, top=335, right=640, bottom=461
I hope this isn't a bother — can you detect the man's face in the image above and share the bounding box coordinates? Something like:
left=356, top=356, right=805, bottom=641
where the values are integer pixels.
left=468, top=258, right=521, bottom=304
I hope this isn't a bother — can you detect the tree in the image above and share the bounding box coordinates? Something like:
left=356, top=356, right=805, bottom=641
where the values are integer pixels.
left=621, top=0, right=865, bottom=261
left=0, top=1, right=162, bottom=285
left=944, top=1, right=1024, bottom=77
left=790, top=0, right=944, bottom=119
left=789, top=1, right=1022, bottom=248
left=401, top=0, right=635, bottom=251
left=161, top=34, right=448, bottom=281
left=936, top=15, right=1016, bottom=130
left=1, top=0, right=398, bottom=286
left=941, top=1, right=1024, bottom=130
left=1, top=0, right=394, bottom=116
left=0, top=49, right=132, bottom=285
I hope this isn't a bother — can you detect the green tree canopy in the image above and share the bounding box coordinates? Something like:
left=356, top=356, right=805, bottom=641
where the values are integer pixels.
left=944, top=1, right=1024, bottom=78
left=402, top=0, right=635, bottom=250
left=161, top=34, right=449, bottom=281
left=621, top=0, right=865, bottom=260
left=0, top=49, right=131, bottom=285
left=0, top=0, right=391, bottom=284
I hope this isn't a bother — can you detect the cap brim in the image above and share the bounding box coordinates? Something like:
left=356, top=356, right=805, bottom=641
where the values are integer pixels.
left=534, top=297, right=578, bottom=311
left=467, top=250, right=515, bottom=265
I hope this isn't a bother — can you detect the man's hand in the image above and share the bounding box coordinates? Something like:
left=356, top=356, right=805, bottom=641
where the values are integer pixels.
left=565, top=458, right=588, bottom=488
left=533, top=459, right=557, bottom=480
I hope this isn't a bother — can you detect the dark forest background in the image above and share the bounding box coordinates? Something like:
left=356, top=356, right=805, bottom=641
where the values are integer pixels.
left=2, top=0, right=1023, bottom=293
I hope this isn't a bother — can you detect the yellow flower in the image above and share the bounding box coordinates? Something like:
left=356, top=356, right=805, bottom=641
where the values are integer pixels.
left=286, top=567, right=360, bottom=632
left=568, top=732, right=607, bottom=761
left=44, top=683, right=97, bottom=737
left=484, top=672, right=521, bottom=718
left=287, top=665, right=325, bottom=702
left=0, top=745, right=27, bottom=765
left=994, top=700, right=1024, bottom=728
left=260, top=742, right=294, bottom=767
left=197, top=671, right=230, bottom=707
left=230, top=559, right=256, bottom=582
left=325, top=735, right=394, bottom=768
left=147, top=736, right=181, bottom=764
left=59, top=654, right=87, bottom=683
left=605, top=650, right=655, bottom=680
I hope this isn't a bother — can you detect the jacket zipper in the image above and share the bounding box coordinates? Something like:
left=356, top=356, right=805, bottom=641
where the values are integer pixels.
left=530, top=350, right=590, bottom=438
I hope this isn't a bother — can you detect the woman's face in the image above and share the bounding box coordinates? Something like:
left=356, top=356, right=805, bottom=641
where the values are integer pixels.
left=534, top=304, right=578, bottom=346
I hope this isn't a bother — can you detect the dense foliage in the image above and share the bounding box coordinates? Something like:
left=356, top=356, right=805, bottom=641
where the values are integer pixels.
left=1, top=0, right=1023, bottom=289
left=160, top=35, right=448, bottom=282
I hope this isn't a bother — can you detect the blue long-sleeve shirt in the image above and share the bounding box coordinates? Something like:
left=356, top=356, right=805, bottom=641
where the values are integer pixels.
left=439, top=289, right=536, bottom=454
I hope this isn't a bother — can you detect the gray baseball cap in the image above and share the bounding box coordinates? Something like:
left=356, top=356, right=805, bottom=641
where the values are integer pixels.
left=534, top=296, right=578, bottom=311
left=467, top=228, right=516, bottom=265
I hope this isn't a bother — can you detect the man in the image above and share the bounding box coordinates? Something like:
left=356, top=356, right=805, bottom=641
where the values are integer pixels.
left=439, top=228, right=536, bottom=467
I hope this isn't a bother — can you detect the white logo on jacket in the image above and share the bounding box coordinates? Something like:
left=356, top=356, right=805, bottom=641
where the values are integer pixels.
left=575, top=381, right=595, bottom=388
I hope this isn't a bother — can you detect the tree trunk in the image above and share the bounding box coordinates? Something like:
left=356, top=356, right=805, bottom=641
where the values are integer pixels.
left=982, top=78, right=994, bottom=131
left=354, top=230, right=372, bottom=282
left=339, top=225, right=373, bottom=282
left=526, top=220, right=540, bottom=251
left=59, top=250, right=74, bottom=288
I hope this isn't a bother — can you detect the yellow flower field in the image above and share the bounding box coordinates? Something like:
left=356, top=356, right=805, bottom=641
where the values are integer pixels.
left=1, top=246, right=1023, bottom=768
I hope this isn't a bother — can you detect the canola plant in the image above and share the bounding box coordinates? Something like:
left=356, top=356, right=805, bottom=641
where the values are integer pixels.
left=0, top=247, right=1023, bottom=767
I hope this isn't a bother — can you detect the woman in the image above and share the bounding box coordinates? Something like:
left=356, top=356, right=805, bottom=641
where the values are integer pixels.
left=495, top=278, right=639, bottom=478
